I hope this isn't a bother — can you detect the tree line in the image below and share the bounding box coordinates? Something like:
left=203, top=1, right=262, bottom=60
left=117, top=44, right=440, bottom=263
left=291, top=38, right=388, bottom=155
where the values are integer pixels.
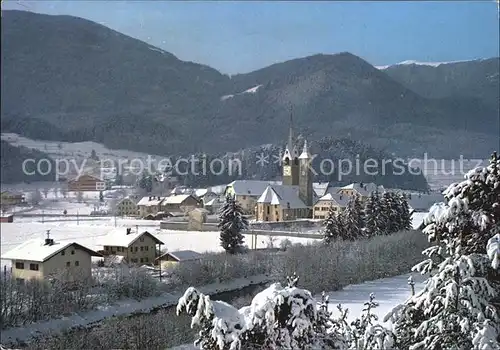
left=323, top=191, right=412, bottom=243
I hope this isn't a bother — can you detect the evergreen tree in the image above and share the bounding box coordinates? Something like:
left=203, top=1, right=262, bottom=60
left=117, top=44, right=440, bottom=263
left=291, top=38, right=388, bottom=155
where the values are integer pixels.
left=218, top=195, right=248, bottom=254
left=381, top=192, right=399, bottom=234
left=99, top=191, right=104, bottom=203
left=138, top=172, right=153, bottom=193
left=90, top=149, right=99, bottom=161
left=385, top=152, right=500, bottom=349
left=343, top=196, right=364, bottom=240
left=397, top=193, right=412, bottom=231
left=364, top=192, right=386, bottom=236
left=323, top=206, right=341, bottom=244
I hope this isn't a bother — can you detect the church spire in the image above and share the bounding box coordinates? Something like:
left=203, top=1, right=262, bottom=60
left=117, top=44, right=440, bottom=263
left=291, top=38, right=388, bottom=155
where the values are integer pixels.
left=299, top=139, right=311, bottom=159
left=287, top=112, right=294, bottom=153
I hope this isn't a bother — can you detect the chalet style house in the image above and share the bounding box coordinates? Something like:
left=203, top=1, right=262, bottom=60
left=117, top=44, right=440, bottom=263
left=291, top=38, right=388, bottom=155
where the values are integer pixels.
left=100, top=228, right=164, bottom=265
left=116, top=197, right=139, bottom=216
left=3, top=233, right=102, bottom=283
left=68, top=174, right=106, bottom=192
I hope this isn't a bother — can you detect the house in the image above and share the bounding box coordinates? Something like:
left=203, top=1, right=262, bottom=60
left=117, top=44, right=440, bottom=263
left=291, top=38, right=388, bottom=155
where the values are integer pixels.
left=116, top=197, right=139, bottom=217
left=0, top=191, right=26, bottom=207
left=405, top=193, right=445, bottom=213
left=337, top=183, right=384, bottom=201
left=2, top=234, right=102, bottom=283
left=100, top=228, right=164, bottom=265
left=137, top=196, right=164, bottom=217
left=313, top=193, right=350, bottom=220
left=162, top=194, right=201, bottom=213
left=225, top=180, right=281, bottom=214
left=0, top=214, right=14, bottom=223
left=204, top=197, right=224, bottom=214
left=68, top=174, right=106, bottom=192
left=156, top=250, right=202, bottom=269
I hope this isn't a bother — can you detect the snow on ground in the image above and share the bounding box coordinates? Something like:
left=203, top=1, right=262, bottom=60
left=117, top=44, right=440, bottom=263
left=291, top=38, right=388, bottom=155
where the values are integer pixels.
left=376, top=58, right=484, bottom=69
left=1, top=132, right=162, bottom=161
left=168, top=273, right=426, bottom=350
left=0, top=222, right=315, bottom=267
left=242, top=84, right=262, bottom=94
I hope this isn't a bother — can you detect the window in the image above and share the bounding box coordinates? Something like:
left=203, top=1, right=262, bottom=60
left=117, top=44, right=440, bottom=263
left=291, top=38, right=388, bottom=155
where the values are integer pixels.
left=105, top=246, right=109, bottom=251
left=145, top=257, right=149, bottom=262
left=15, top=262, right=24, bottom=269
left=71, top=250, right=75, bottom=255
left=29, top=263, right=39, bottom=271
left=145, top=246, right=148, bottom=251
left=75, top=261, right=79, bottom=267
left=135, top=247, right=138, bottom=252
left=117, top=247, right=121, bottom=252
left=267, top=206, right=270, bottom=214
left=140, top=258, right=143, bottom=263
left=139, top=237, right=144, bottom=242
left=61, top=250, right=65, bottom=256
left=242, top=196, right=246, bottom=200
left=140, top=246, right=144, bottom=251
left=66, top=261, right=71, bottom=267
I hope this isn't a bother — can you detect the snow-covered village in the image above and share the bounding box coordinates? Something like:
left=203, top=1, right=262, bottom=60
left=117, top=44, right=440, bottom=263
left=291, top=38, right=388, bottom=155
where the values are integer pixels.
left=1, top=1, right=499, bottom=349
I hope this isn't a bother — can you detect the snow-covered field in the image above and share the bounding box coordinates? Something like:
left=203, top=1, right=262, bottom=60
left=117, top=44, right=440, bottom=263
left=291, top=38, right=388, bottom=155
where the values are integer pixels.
left=0, top=222, right=315, bottom=267
left=1, top=132, right=162, bottom=161
left=169, top=273, right=426, bottom=350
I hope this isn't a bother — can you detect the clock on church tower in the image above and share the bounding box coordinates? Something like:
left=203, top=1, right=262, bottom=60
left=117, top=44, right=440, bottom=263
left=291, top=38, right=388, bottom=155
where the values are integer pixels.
left=283, top=165, right=291, bottom=176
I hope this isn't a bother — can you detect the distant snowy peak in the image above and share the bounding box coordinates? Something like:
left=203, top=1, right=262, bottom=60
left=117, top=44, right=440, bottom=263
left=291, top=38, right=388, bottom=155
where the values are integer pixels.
left=376, top=58, right=485, bottom=70
left=220, top=85, right=263, bottom=102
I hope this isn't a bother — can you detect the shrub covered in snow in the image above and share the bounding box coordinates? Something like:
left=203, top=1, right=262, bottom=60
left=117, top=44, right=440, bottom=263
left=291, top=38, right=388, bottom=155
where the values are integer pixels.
left=386, top=152, right=500, bottom=349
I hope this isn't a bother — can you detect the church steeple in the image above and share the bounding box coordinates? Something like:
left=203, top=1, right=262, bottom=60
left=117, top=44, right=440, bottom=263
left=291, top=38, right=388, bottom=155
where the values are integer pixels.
left=282, top=111, right=299, bottom=186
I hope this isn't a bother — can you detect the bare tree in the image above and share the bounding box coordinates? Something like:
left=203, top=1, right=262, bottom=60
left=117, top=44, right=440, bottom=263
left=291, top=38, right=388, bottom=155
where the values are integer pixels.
left=52, top=187, right=59, bottom=199
left=76, top=191, right=84, bottom=203
left=60, top=185, right=68, bottom=199
left=28, top=189, right=43, bottom=206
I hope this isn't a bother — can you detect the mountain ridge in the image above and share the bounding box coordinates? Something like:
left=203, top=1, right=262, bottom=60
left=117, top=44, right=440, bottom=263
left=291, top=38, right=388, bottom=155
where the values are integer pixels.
left=1, top=10, right=498, bottom=159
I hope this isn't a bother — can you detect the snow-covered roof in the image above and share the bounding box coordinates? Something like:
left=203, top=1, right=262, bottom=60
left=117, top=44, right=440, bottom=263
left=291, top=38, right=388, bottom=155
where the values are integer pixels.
left=338, top=183, right=384, bottom=197
left=316, top=193, right=350, bottom=207
left=257, top=185, right=307, bottom=209
left=194, top=189, right=208, bottom=197
left=313, top=182, right=330, bottom=197
left=137, top=196, right=164, bottom=206
left=2, top=239, right=102, bottom=263
left=163, top=194, right=195, bottom=205
left=227, top=180, right=281, bottom=196
left=158, top=250, right=202, bottom=262
left=100, top=229, right=164, bottom=247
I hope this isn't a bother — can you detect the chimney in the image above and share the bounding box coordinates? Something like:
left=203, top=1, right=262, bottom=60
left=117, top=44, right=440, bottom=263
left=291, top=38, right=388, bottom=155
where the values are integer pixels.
left=126, top=228, right=131, bottom=235
left=360, top=182, right=364, bottom=188
left=157, top=196, right=160, bottom=200
left=44, top=230, right=54, bottom=246
left=148, top=196, right=152, bottom=201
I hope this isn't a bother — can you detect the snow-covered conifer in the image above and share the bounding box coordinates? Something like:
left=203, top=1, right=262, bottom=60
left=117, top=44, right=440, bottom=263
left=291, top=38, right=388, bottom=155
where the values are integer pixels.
left=323, top=206, right=342, bottom=244
left=385, top=152, right=500, bottom=350
left=343, top=196, right=364, bottom=240
left=218, top=195, right=248, bottom=254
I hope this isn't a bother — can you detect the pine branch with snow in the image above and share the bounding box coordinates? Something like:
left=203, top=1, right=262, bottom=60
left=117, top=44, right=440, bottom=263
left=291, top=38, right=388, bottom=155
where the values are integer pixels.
left=385, top=152, right=500, bottom=350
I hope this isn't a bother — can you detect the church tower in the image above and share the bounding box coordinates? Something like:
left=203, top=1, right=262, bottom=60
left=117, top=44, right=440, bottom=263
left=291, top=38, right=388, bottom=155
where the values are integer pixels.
left=282, top=114, right=299, bottom=186
left=299, top=140, right=314, bottom=208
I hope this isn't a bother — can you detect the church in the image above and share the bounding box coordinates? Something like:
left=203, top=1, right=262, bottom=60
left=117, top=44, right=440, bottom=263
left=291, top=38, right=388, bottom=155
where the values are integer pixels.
left=255, top=119, right=315, bottom=221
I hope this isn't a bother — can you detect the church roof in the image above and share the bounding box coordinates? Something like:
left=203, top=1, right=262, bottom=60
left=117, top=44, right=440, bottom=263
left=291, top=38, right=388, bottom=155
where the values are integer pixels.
left=257, top=185, right=307, bottom=209
left=227, top=180, right=282, bottom=196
